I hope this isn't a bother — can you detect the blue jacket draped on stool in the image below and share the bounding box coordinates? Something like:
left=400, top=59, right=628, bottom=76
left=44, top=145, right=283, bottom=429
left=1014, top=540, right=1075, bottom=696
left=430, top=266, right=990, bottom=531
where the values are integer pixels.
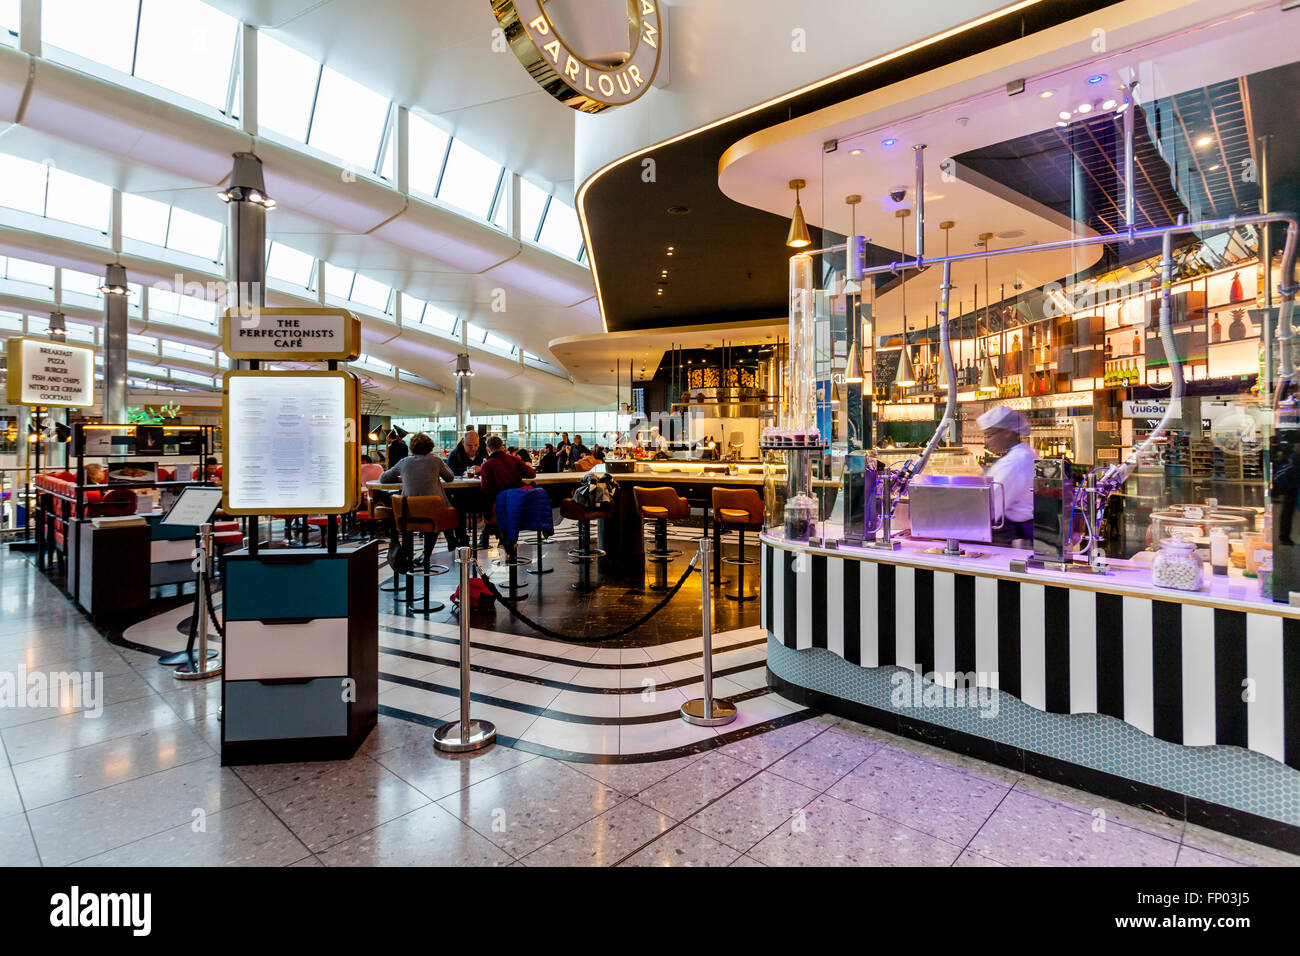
left=496, top=487, right=554, bottom=545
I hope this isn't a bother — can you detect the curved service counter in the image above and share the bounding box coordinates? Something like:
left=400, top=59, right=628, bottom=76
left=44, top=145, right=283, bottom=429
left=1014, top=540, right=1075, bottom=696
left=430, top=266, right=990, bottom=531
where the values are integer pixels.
left=761, top=531, right=1300, bottom=851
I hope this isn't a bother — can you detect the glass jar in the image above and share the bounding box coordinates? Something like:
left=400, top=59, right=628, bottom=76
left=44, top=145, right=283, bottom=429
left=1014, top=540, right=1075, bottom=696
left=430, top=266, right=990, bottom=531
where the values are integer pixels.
left=1259, top=555, right=1274, bottom=601
left=1151, top=537, right=1204, bottom=592
left=784, top=494, right=817, bottom=542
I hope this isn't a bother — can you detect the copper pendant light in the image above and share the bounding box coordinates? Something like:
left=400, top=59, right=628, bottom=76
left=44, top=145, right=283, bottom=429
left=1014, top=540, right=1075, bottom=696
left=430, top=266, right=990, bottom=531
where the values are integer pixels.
left=786, top=179, right=811, bottom=248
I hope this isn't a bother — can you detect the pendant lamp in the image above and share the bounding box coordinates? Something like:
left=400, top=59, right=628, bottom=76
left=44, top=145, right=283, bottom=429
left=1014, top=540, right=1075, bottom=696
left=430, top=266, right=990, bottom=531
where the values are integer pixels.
left=786, top=179, right=811, bottom=248
left=893, top=208, right=915, bottom=387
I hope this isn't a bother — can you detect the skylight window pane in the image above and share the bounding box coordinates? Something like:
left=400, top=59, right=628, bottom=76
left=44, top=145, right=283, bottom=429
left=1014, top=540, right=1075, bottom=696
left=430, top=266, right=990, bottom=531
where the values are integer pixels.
left=61, top=269, right=104, bottom=298
left=464, top=322, right=487, bottom=343
left=133, top=0, right=239, bottom=109
left=0, top=1, right=18, bottom=36
left=43, top=0, right=139, bottom=74
left=321, top=262, right=355, bottom=299
left=349, top=273, right=390, bottom=311
left=44, top=166, right=111, bottom=231
left=5, top=258, right=54, bottom=287
left=179, top=294, right=216, bottom=322
left=537, top=199, right=583, bottom=259
left=0, top=154, right=47, bottom=215
left=257, top=34, right=319, bottom=142
left=308, top=67, right=389, bottom=172
left=437, top=139, right=500, bottom=218
left=149, top=288, right=181, bottom=315
left=266, top=241, right=315, bottom=287
left=420, top=304, right=457, bottom=334
left=484, top=331, right=513, bottom=353
left=408, top=114, right=450, bottom=197
left=520, top=181, right=548, bottom=241
left=166, top=207, right=223, bottom=260
left=122, top=193, right=171, bottom=245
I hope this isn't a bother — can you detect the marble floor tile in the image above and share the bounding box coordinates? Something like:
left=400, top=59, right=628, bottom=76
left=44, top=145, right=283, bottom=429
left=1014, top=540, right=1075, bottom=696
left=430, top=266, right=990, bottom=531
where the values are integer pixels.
left=1012, top=776, right=1184, bottom=841
left=968, top=791, right=1182, bottom=866
left=0, top=809, right=39, bottom=865
left=767, top=725, right=883, bottom=792
left=729, top=853, right=766, bottom=866
left=77, top=799, right=310, bottom=866
left=954, top=849, right=1006, bottom=867
left=358, top=713, right=448, bottom=757
left=520, top=798, right=674, bottom=866
left=12, top=722, right=215, bottom=809
left=620, top=824, right=741, bottom=867
left=747, top=794, right=963, bottom=867
left=546, top=689, right=621, bottom=719
left=715, top=714, right=829, bottom=769
left=0, top=694, right=187, bottom=765
left=317, top=803, right=514, bottom=866
left=688, top=770, right=822, bottom=852
left=1176, top=845, right=1247, bottom=867
left=259, top=757, right=431, bottom=854
left=156, top=680, right=224, bottom=722
left=27, top=758, right=254, bottom=866
left=375, top=739, right=536, bottom=801
left=562, top=752, right=706, bottom=797
left=1180, top=822, right=1300, bottom=867
left=637, top=751, right=754, bottom=819
left=616, top=718, right=717, bottom=755
left=436, top=756, right=624, bottom=858
left=491, top=679, right=563, bottom=711
left=519, top=715, right=620, bottom=755
left=376, top=683, right=460, bottom=722
left=619, top=683, right=687, bottom=719
left=825, top=745, right=1010, bottom=846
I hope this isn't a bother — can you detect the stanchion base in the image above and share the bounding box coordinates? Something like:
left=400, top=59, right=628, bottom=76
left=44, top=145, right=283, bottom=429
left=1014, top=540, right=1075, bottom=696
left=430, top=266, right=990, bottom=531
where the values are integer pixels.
left=433, top=719, right=497, bottom=752
left=725, top=592, right=759, bottom=602
left=527, top=566, right=553, bottom=575
left=158, top=648, right=218, bottom=666
left=174, top=659, right=222, bottom=681
left=680, top=698, right=737, bottom=726
left=407, top=601, right=446, bottom=615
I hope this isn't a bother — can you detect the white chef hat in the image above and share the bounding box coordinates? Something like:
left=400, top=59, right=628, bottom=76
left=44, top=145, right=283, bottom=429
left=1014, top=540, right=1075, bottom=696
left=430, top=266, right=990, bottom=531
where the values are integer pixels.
left=976, top=405, right=1030, bottom=436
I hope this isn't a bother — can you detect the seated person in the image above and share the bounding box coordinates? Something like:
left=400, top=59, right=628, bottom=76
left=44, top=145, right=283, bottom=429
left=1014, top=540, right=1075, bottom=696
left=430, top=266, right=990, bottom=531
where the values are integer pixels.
left=386, top=436, right=409, bottom=469
left=359, top=453, right=384, bottom=488
left=572, top=448, right=605, bottom=472
left=517, top=447, right=533, bottom=465
left=380, top=433, right=460, bottom=548
left=566, top=435, right=590, bottom=470
left=478, top=435, right=536, bottom=550
left=538, top=443, right=559, bottom=473
left=448, top=428, right=486, bottom=476
left=83, top=463, right=107, bottom=485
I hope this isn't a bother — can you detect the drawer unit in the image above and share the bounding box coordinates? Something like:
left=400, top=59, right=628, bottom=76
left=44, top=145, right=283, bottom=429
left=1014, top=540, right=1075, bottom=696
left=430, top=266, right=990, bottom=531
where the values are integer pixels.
left=224, top=557, right=350, bottom=621
left=220, top=541, right=378, bottom=765
left=223, top=678, right=349, bottom=742
left=224, top=618, right=349, bottom=681
left=150, top=537, right=194, bottom=563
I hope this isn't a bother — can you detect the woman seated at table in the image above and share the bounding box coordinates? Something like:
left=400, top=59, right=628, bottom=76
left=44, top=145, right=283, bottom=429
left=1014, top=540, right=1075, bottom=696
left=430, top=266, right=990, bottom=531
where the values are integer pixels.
left=380, top=433, right=462, bottom=547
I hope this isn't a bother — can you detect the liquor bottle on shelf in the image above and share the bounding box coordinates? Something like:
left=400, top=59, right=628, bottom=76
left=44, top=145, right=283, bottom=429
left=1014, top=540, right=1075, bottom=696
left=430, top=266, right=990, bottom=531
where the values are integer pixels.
left=1104, top=337, right=1113, bottom=362
left=1131, top=328, right=1141, bottom=356
left=1230, top=271, right=1244, bottom=304
left=1211, top=313, right=1222, bottom=343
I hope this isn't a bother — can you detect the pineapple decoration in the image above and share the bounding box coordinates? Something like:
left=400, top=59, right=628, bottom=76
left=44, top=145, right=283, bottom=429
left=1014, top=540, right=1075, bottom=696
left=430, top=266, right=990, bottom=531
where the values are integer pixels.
left=1227, top=270, right=1249, bottom=341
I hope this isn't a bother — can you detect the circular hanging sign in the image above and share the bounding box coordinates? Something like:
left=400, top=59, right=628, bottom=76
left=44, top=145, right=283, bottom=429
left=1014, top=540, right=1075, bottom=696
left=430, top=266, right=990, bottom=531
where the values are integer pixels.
left=491, top=0, right=662, bottom=113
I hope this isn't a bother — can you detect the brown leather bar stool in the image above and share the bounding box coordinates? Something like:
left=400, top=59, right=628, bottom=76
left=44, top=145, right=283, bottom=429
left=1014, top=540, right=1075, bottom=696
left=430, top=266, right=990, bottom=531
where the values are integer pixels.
left=393, top=495, right=459, bottom=614
left=712, top=487, right=764, bottom=602
left=373, top=503, right=403, bottom=596
left=634, top=486, right=690, bottom=592
left=561, top=498, right=605, bottom=592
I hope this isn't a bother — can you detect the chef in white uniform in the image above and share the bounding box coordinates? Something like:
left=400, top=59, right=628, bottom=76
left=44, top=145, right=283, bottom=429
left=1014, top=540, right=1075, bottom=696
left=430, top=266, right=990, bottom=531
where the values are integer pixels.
left=977, top=405, right=1036, bottom=546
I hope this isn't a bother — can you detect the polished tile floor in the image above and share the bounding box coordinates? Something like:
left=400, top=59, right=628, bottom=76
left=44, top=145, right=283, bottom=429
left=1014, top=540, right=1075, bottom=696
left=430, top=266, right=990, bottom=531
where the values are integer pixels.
left=2, top=548, right=1298, bottom=866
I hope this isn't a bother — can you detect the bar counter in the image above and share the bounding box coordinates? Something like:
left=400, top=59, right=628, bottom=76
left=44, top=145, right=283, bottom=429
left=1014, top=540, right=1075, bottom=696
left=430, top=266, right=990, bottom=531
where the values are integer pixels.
left=761, top=529, right=1300, bottom=851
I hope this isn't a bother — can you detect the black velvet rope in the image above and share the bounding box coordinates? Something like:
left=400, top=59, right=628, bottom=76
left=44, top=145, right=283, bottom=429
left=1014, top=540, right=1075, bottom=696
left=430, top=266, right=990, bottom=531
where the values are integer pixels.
left=475, top=551, right=701, bottom=643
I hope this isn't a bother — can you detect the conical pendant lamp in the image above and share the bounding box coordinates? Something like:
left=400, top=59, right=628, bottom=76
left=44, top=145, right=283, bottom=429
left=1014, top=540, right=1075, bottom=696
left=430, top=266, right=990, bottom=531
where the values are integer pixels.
left=976, top=231, right=999, bottom=396
left=786, top=179, right=811, bottom=248
left=893, top=337, right=917, bottom=387
left=977, top=350, right=998, bottom=395
left=893, top=208, right=916, bottom=387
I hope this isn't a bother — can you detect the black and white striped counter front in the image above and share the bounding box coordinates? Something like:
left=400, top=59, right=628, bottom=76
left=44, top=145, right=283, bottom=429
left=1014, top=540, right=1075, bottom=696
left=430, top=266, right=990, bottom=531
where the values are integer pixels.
left=760, top=532, right=1300, bottom=851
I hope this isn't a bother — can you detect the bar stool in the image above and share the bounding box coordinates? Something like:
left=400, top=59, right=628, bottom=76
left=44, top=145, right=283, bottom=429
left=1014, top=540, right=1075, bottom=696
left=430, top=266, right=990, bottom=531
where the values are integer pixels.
left=712, top=487, right=764, bottom=602
left=634, top=486, right=690, bottom=592
left=373, top=503, right=404, bottom=596
left=561, top=498, right=605, bottom=592
left=393, top=495, right=459, bottom=614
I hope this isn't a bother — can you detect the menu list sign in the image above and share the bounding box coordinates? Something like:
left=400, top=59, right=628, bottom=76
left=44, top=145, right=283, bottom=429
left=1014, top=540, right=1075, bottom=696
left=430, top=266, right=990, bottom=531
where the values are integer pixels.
left=222, top=308, right=361, bottom=361
left=6, top=337, right=95, bottom=408
left=222, top=371, right=359, bottom=516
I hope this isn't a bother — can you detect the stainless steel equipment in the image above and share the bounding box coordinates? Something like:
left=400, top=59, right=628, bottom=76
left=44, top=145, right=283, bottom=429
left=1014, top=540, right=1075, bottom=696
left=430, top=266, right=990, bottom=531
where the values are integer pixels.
left=907, top=474, right=1003, bottom=557
left=1031, top=458, right=1082, bottom=569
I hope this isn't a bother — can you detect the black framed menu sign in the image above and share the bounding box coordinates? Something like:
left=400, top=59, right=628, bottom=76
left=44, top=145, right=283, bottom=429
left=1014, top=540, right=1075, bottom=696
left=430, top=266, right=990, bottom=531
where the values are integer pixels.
left=221, top=370, right=360, bottom=516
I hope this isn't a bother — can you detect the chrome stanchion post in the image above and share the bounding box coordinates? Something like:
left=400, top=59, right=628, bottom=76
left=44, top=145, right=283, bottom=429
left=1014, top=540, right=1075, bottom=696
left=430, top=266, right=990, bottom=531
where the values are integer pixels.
left=175, top=523, right=222, bottom=680
left=681, top=537, right=737, bottom=726
left=434, top=547, right=497, bottom=752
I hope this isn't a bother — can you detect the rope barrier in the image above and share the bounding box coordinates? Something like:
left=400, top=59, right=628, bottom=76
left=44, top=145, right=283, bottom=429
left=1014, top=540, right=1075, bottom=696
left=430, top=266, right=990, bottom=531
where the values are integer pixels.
left=476, top=551, right=700, bottom=643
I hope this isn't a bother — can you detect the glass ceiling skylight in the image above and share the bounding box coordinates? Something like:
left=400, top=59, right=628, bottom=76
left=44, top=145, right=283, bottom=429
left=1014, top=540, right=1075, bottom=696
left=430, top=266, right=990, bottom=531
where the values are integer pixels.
left=265, top=241, right=315, bottom=288
left=43, top=0, right=138, bottom=74
left=537, top=198, right=583, bottom=260
left=438, top=139, right=502, bottom=219
left=308, top=66, right=389, bottom=172
left=0, top=153, right=111, bottom=232
left=257, top=33, right=319, bottom=142
left=408, top=113, right=451, bottom=198
left=162, top=206, right=223, bottom=260
left=133, top=0, right=239, bottom=110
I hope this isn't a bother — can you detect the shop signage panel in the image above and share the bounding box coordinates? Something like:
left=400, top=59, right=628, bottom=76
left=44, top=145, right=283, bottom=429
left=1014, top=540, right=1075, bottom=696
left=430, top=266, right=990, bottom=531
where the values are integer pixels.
left=491, top=0, right=662, bottom=112
left=5, top=337, right=95, bottom=407
left=222, top=370, right=359, bottom=516
left=222, top=308, right=361, bottom=361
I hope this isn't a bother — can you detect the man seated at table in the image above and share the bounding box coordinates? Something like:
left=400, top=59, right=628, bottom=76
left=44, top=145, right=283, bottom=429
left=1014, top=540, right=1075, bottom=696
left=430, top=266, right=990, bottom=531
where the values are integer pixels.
left=448, top=427, right=486, bottom=476
left=538, top=443, right=559, bottom=473
left=566, top=434, right=590, bottom=470
left=478, top=434, right=536, bottom=550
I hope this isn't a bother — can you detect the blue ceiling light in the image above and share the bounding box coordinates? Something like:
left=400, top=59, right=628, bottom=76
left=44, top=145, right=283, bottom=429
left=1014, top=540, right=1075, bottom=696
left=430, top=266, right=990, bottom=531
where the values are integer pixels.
left=1087, top=74, right=1105, bottom=84
left=882, top=137, right=897, bottom=147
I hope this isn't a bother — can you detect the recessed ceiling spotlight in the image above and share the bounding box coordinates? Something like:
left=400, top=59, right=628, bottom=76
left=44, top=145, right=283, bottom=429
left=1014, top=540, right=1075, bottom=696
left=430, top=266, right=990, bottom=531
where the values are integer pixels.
left=1077, top=102, right=1092, bottom=113
left=1101, top=99, right=1117, bottom=110
left=1058, top=111, right=1071, bottom=121
left=849, top=148, right=862, bottom=156
left=1210, top=164, right=1222, bottom=171
left=1039, top=90, right=1054, bottom=99
left=882, top=138, right=897, bottom=147
left=667, top=205, right=691, bottom=215
left=1055, top=121, right=1068, bottom=128
left=1197, top=135, right=1213, bottom=147
left=1088, top=74, right=1105, bottom=84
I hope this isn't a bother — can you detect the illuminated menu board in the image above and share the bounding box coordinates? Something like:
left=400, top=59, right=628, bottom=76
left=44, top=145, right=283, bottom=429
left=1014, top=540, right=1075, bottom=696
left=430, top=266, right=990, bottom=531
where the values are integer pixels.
left=222, top=371, right=359, bottom=515
left=5, top=337, right=95, bottom=407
